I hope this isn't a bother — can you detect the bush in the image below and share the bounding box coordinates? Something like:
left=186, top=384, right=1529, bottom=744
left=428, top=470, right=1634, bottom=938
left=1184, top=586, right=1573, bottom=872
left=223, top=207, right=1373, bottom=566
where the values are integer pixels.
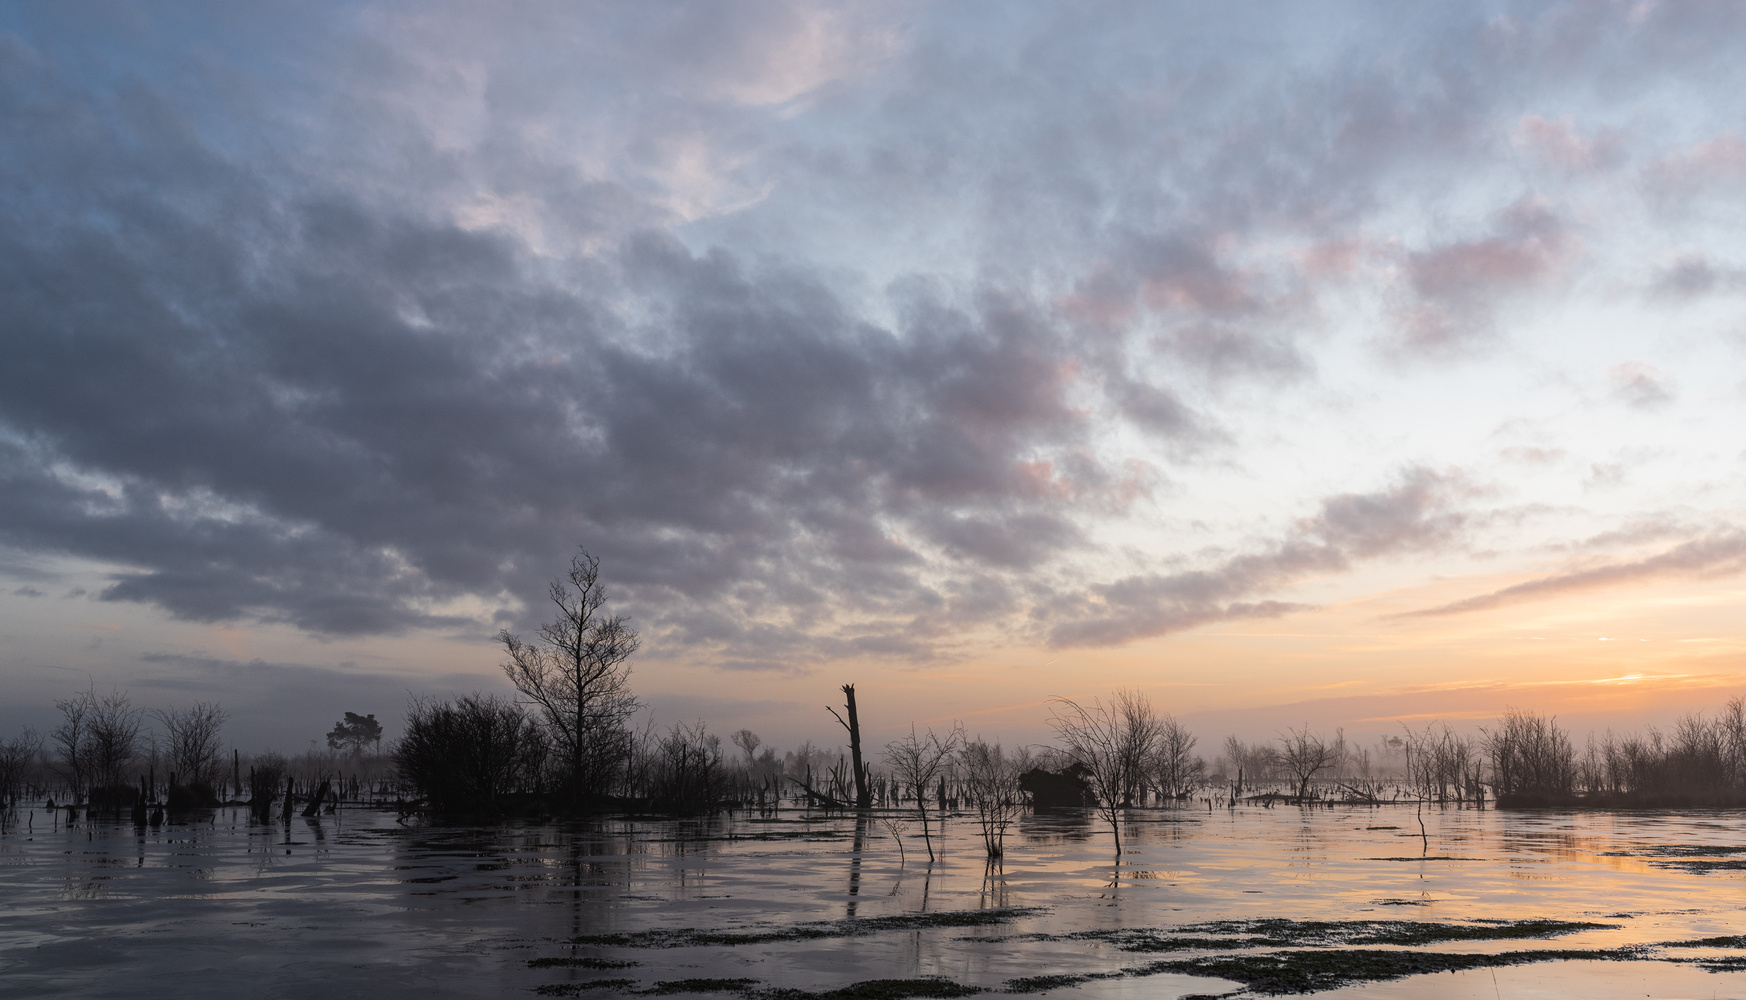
left=393, top=695, right=548, bottom=815
left=1484, top=709, right=1574, bottom=802
left=644, top=721, right=724, bottom=813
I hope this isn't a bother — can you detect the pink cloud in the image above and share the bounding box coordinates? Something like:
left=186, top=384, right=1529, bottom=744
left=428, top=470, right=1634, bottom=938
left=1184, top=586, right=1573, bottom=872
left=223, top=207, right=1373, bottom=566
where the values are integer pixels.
left=1646, top=133, right=1746, bottom=196
left=1512, top=114, right=1625, bottom=171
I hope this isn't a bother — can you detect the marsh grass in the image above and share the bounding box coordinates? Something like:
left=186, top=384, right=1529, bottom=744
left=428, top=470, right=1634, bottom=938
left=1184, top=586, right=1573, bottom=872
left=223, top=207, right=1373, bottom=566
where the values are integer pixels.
left=976, top=917, right=1613, bottom=952
left=1137, top=947, right=1641, bottom=995
left=565, top=907, right=1044, bottom=949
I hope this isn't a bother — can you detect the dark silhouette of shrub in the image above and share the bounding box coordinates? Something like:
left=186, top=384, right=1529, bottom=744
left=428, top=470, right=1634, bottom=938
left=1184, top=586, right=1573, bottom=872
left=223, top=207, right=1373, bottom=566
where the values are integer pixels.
left=393, top=694, right=548, bottom=815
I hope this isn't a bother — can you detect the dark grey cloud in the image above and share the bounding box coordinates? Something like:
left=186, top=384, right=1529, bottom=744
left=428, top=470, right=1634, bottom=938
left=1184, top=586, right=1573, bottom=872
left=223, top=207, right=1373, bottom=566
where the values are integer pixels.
left=0, top=34, right=1177, bottom=666
left=4, top=1, right=1743, bottom=672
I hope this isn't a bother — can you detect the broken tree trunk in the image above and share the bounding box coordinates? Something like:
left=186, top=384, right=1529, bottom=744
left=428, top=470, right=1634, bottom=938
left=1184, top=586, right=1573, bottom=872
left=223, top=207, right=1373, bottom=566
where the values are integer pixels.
left=827, top=683, right=872, bottom=809
left=301, top=778, right=331, bottom=818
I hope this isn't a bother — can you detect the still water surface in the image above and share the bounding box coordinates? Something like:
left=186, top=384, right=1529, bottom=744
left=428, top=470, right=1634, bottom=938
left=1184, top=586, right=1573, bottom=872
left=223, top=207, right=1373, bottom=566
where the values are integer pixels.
left=4, top=802, right=1746, bottom=998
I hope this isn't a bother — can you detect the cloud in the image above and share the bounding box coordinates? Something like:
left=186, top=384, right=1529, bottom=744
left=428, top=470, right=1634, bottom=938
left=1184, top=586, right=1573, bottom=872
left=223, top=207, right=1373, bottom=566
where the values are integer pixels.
left=1650, top=254, right=1746, bottom=298
left=1395, top=196, right=1574, bottom=351
left=1608, top=362, right=1675, bottom=409
left=1046, top=469, right=1466, bottom=647
left=1398, top=532, right=1746, bottom=619
left=3, top=1, right=1745, bottom=678
left=1511, top=114, right=1625, bottom=172
left=1645, top=133, right=1746, bottom=199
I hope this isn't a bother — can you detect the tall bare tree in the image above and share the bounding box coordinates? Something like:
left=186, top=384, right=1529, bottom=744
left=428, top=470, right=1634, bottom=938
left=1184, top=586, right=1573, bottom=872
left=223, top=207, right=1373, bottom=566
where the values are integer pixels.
left=1482, top=708, right=1573, bottom=800
left=826, top=684, right=872, bottom=809
left=0, top=729, right=42, bottom=809
left=51, top=690, right=92, bottom=801
left=1048, top=690, right=1161, bottom=855
left=501, top=549, right=640, bottom=801
left=54, top=687, right=144, bottom=803
left=959, top=738, right=1027, bottom=859
left=1149, top=714, right=1204, bottom=800
left=884, top=723, right=964, bottom=862
left=1276, top=725, right=1337, bottom=801
left=158, top=702, right=228, bottom=794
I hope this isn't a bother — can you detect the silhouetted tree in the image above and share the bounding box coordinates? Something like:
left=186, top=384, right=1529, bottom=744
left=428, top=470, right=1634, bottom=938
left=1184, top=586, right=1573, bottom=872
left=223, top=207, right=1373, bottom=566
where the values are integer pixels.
left=248, top=752, right=287, bottom=820
left=1149, top=714, right=1204, bottom=800
left=827, top=683, right=872, bottom=809
left=51, top=691, right=92, bottom=801
left=885, top=723, right=964, bottom=862
left=393, top=694, right=548, bottom=815
left=54, top=687, right=144, bottom=805
left=326, top=712, right=384, bottom=756
left=158, top=702, right=227, bottom=804
left=501, top=549, right=640, bottom=802
left=731, top=728, right=761, bottom=764
left=960, top=738, right=1026, bottom=858
left=0, top=729, right=41, bottom=809
left=1276, top=725, right=1337, bottom=801
left=1483, top=709, right=1574, bottom=802
left=647, top=720, right=724, bottom=812
left=1049, top=690, right=1160, bottom=855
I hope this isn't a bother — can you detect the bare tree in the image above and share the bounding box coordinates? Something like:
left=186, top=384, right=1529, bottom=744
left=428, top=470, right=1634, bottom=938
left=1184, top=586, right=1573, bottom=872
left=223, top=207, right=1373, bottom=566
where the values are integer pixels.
left=0, top=729, right=42, bottom=810
left=730, top=728, right=761, bottom=764
left=501, top=549, right=640, bottom=801
left=51, top=690, right=92, bottom=801
left=1482, top=709, right=1574, bottom=801
left=1402, top=722, right=1480, bottom=804
left=959, top=738, right=1027, bottom=859
left=158, top=702, right=228, bottom=797
left=826, top=684, right=872, bottom=809
left=1048, top=690, right=1161, bottom=855
left=248, top=751, right=288, bottom=820
left=393, top=695, right=548, bottom=815
left=53, top=687, right=144, bottom=804
left=1276, top=725, right=1336, bottom=801
left=1150, top=715, right=1204, bottom=800
left=884, top=723, right=965, bottom=863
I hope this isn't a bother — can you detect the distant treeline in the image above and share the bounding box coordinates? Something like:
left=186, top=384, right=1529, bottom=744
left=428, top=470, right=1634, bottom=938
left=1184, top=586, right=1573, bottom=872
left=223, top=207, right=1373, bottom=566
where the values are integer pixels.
left=6, top=550, right=1746, bottom=835
left=0, top=687, right=397, bottom=826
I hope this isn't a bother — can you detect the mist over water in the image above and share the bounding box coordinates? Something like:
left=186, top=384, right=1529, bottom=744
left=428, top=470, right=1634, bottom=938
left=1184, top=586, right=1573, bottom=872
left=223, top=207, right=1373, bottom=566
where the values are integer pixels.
left=7, top=802, right=1746, bottom=998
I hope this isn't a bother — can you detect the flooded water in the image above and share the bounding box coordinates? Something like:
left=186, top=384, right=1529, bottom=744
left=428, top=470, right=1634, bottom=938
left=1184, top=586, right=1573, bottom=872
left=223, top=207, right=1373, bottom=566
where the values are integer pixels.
left=5, top=802, right=1746, bottom=998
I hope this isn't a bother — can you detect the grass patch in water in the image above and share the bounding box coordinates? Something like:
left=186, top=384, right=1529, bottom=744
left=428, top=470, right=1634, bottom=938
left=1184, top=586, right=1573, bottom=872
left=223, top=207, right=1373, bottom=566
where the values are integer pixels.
left=1602, top=845, right=1746, bottom=872
left=569, top=908, right=1043, bottom=948
left=1675, top=955, right=1746, bottom=972
left=1602, top=845, right=1746, bottom=858
left=640, top=978, right=761, bottom=995
left=1361, top=855, right=1477, bottom=862
left=1659, top=935, right=1746, bottom=948
left=1004, top=972, right=1121, bottom=993
left=535, top=980, right=638, bottom=996
left=1137, top=947, right=1635, bottom=995
left=1066, top=918, right=1610, bottom=952
left=756, top=979, right=981, bottom=1000
left=529, top=956, right=639, bottom=969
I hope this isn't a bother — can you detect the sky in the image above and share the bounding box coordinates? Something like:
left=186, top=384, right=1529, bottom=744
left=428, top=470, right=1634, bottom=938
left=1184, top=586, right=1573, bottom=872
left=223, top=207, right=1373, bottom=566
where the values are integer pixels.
left=2, top=0, right=1745, bottom=756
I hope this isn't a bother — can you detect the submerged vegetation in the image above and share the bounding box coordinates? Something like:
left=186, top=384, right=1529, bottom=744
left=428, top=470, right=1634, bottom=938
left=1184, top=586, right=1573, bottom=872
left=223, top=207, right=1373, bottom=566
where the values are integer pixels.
left=527, top=914, right=1746, bottom=997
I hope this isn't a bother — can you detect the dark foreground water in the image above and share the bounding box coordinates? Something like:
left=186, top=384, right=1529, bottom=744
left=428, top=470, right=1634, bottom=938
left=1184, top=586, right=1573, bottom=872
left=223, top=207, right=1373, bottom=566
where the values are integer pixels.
left=6, top=802, right=1746, bottom=998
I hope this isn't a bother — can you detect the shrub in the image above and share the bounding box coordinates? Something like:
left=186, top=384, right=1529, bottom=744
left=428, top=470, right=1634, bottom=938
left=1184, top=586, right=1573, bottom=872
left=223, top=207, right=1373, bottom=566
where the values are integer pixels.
left=393, top=695, right=548, bottom=815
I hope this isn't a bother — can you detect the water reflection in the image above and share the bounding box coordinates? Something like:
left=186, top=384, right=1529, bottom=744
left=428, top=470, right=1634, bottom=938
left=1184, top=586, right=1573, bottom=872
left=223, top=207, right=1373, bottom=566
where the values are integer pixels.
left=9, top=804, right=1746, bottom=996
